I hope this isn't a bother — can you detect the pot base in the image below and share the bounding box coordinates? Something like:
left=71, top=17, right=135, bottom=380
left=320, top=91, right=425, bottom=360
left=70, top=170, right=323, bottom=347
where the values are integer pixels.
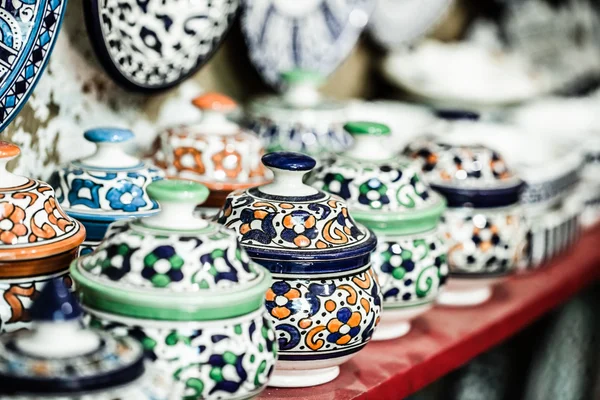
left=268, top=366, right=340, bottom=388
left=373, top=302, right=433, bottom=341
left=437, top=285, right=492, bottom=307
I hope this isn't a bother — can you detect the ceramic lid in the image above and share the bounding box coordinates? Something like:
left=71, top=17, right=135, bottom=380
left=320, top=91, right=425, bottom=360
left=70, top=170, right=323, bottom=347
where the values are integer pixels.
left=71, top=179, right=271, bottom=321
left=0, top=142, right=85, bottom=261
left=51, top=128, right=164, bottom=221
left=154, top=92, right=271, bottom=192
left=0, top=278, right=145, bottom=395
left=216, top=152, right=377, bottom=275
left=309, top=122, right=446, bottom=235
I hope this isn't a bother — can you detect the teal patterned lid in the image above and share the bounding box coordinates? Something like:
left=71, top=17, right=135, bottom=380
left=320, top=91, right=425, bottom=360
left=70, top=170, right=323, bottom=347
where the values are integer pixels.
left=70, top=180, right=271, bottom=321
left=308, top=122, right=446, bottom=234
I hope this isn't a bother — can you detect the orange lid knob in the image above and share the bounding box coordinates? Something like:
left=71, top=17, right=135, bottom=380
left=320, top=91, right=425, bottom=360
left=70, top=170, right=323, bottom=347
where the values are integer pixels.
left=192, top=93, right=237, bottom=112
left=0, top=141, right=20, bottom=159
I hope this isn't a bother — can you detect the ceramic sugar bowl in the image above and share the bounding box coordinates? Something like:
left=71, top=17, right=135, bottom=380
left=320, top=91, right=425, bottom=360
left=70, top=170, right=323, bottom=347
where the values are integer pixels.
left=71, top=180, right=277, bottom=400
left=50, top=128, right=164, bottom=254
left=0, top=142, right=85, bottom=333
left=246, top=70, right=352, bottom=156
left=0, top=278, right=157, bottom=399
left=404, top=129, right=527, bottom=307
left=216, top=152, right=382, bottom=388
left=308, top=122, right=448, bottom=340
left=152, top=93, right=272, bottom=217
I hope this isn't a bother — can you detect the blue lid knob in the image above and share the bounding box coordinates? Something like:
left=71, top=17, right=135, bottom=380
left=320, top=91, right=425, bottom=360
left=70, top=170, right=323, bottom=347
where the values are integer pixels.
left=435, top=110, right=480, bottom=121
left=262, top=152, right=316, bottom=171
left=30, top=278, right=82, bottom=322
left=84, top=128, right=134, bottom=143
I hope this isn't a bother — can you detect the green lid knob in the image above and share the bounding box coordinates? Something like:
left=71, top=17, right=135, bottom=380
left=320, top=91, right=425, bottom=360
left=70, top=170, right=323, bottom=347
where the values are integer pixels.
left=280, top=69, right=324, bottom=86
left=147, top=179, right=209, bottom=204
left=344, top=121, right=391, bottom=136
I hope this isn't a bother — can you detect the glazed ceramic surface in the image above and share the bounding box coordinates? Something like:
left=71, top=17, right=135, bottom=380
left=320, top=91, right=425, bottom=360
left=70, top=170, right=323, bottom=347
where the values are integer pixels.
left=216, top=152, right=381, bottom=387
left=0, top=142, right=85, bottom=333
left=72, top=179, right=277, bottom=399
left=84, top=0, right=239, bottom=92
left=0, top=0, right=66, bottom=129
left=240, top=0, right=374, bottom=88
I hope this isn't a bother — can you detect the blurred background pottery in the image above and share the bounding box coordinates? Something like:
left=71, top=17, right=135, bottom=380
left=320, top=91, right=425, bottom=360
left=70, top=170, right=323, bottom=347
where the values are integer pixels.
left=71, top=180, right=276, bottom=399
left=0, top=142, right=85, bottom=334
left=216, top=152, right=381, bottom=387
left=50, top=128, right=164, bottom=254
left=308, top=122, right=448, bottom=340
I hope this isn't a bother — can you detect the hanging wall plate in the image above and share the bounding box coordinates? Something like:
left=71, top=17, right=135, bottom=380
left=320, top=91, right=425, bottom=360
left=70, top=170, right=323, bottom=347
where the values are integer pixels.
left=0, top=0, right=66, bottom=131
left=84, top=0, right=240, bottom=93
left=240, top=0, right=374, bottom=89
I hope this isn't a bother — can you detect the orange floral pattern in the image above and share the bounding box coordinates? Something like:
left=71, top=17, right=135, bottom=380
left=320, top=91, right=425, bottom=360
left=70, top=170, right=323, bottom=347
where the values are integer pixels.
left=0, top=203, right=27, bottom=244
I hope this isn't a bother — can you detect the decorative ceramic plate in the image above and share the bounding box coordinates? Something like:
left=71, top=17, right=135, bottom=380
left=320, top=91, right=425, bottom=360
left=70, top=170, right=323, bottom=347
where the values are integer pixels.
left=0, top=0, right=66, bottom=130
left=240, top=0, right=374, bottom=88
left=84, top=0, right=240, bottom=92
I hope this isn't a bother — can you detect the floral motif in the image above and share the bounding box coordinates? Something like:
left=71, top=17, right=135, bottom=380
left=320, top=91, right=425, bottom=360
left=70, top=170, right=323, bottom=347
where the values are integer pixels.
left=322, top=173, right=351, bottom=199
left=326, top=307, right=361, bottom=345
left=106, top=181, right=148, bottom=212
left=68, top=178, right=102, bottom=209
left=358, top=178, right=389, bottom=209
left=265, top=281, right=301, bottom=320
left=212, top=145, right=242, bottom=179
left=142, top=246, right=185, bottom=288
left=173, top=146, right=205, bottom=175
left=281, top=211, right=317, bottom=247
left=0, top=203, right=27, bottom=244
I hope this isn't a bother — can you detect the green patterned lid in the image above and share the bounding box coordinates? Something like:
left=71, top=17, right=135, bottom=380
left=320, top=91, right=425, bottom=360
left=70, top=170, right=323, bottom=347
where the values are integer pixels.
left=70, top=180, right=271, bottom=321
left=308, top=122, right=445, bottom=235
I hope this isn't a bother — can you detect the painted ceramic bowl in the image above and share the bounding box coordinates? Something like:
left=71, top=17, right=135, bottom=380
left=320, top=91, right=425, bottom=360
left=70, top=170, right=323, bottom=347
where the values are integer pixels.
left=216, top=152, right=381, bottom=387
left=245, top=70, right=352, bottom=156
left=71, top=180, right=276, bottom=400
left=404, top=117, right=527, bottom=306
left=308, top=122, right=448, bottom=340
left=50, top=128, right=164, bottom=254
left=0, top=142, right=85, bottom=334
left=152, top=92, right=271, bottom=217
left=0, top=279, right=157, bottom=399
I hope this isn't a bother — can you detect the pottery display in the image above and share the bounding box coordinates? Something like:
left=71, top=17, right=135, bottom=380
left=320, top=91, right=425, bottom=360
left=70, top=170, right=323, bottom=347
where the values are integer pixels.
left=246, top=70, right=351, bottom=155
left=308, top=122, right=448, bottom=340
left=240, top=0, right=374, bottom=88
left=0, top=278, right=156, bottom=399
left=0, top=0, right=66, bottom=130
left=152, top=92, right=272, bottom=217
left=84, top=0, right=240, bottom=92
left=71, top=179, right=277, bottom=399
left=216, top=152, right=382, bottom=387
left=50, top=128, right=164, bottom=254
left=0, top=142, right=85, bottom=333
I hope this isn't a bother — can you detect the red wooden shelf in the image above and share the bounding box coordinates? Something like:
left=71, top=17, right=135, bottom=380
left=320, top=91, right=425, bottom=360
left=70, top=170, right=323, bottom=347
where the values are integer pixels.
left=260, top=225, right=600, bottom=400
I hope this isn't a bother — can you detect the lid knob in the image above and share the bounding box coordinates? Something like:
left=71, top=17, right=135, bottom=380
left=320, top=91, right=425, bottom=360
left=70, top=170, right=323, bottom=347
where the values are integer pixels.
left=81, top=127, right=140, bottom=168
left=0, top=141, right=28, bottom=188
left=343, top=121, right=394, bottom=160
left=192, top=92, right=238, bottom=112
left=190, top=92, right=239, bottom=135
left=281, top=69, right=323, bottom=108
left=143, top=179, right=210, bottom=230
left=259, top=152, right=319, bottom=196
left=435, top=110, right=480, bottom=121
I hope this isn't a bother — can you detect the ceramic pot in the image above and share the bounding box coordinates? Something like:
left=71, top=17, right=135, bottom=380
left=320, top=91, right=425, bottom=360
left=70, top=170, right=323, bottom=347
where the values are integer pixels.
left=71, top=180, right=277, bottom=399
left=0, top=142, right=85, bottom=334
left=0, top=278, right=156, bottom=399
left=216, top=152, right=381, bottom=387
left=308, top=122, right=448, bottom=340
left=245, top=70, right=352, bottom=156
left=50, top=128, right=164, bottom=254
left=404, top=116, right=527, bottom=306
left=152, top=92, right=271, bottom=218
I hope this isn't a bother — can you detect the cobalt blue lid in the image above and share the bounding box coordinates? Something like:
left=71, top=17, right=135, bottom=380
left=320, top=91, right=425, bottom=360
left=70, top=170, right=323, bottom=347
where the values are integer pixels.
left=262, top=152, right=316, bottom=171
left=84, top=127, right=135, bottom=143
left=29, top=278, right=82, bottom=322
left=435, top=110, right=480, bottom=121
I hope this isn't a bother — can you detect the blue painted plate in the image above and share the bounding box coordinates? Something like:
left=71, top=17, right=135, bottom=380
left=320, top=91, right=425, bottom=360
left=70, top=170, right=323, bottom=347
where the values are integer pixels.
left=0, top=0, right=66, bottom=131
left=84, top=0, right=240, bottom=93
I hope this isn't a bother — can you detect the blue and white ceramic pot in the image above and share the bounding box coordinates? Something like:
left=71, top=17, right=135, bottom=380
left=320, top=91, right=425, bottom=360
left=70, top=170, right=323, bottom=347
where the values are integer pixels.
left=50, top=128, right=164, bottom=255
left=308, top=122, right=448, bottom=341
left=71, top=180, right=277, bottom=400
left=0, top=278, right=157, bottom=399
left=216, top=152, right=382, bottom=387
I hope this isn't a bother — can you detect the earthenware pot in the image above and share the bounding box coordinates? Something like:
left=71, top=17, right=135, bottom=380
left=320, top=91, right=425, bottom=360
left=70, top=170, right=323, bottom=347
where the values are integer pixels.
left=50, top=128, right=164, bottom=254
left=152, top=92, right=271, bottom=217
left=308, top=122, right=448, bottom=340
left=71, top=180, right=276, bottom=399
left=0, top=278, right=156, bottom=399
left=0, top=142, right=85, bottom=334
left=245, top=70, right=352, bottom=156
left=216, top=152, right=381, bottom=387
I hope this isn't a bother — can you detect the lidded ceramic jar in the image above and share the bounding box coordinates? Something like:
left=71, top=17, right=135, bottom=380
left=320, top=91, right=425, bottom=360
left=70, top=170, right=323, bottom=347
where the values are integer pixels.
left=308, top=122, right=448, bottom=340
left=0, top=142, right=85, bottom=334
left=216, top=152, right=382, bottom=388
left=152, top=93, right=272, bottom=216
left=50, top=128, right=164, bottom=254
left=0, top=278, right=155, bottom=399
left=404, top=113, right=527, bottom=306
left=70, top=180, right=277, bottom=400
left=246, top=70, right=352, bottom=155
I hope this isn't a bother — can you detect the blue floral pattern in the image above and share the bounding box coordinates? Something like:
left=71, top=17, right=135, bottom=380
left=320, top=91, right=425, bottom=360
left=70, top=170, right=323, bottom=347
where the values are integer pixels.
left=106, top=181, right=148, bottom=212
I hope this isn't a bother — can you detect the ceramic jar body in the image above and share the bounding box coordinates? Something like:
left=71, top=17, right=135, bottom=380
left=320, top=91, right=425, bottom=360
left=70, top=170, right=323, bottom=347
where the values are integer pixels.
left=0, top=381, right=151, bottom=400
